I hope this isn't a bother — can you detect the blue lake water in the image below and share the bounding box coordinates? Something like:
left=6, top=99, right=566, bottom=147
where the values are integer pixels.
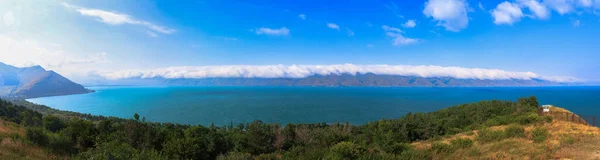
left=27, top=86, right=600, bottom=126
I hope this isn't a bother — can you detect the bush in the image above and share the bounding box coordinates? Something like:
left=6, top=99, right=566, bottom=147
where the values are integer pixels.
left=48, top=133, right=74, bottom=154
left=10, top=133, right=20, bottom=141
left=399, top=149, right=431, bottom=160
left=543, top=116, right=553, bottom=123
left=382, top=142, right=411, bottom=154
left=485, top=116, right=512, bottom=126
left=325, top=141, right=365, bottom=159
left=476, top=128, right=505, bottom=143
left=430, top=142, right=456, bottom=155
left=532, top=127, right=548, bottom=143
left=26, top=127, right=49, bottom=146
left=515, top=113, right=541, bottom=125
left=216, top=152, right=253, bottom=160
left=504, top=125, right=525, bottom=138
left=43, top=115, right=66, bottom=132
left=450, top=138, right=473, bottom=149
left=559, top=135, right=575, bottom=145
left=358, top=152, right=397, bottom=160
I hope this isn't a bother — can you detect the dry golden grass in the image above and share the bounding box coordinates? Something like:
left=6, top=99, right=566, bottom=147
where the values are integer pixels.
left=0, top=119, right=65, bottom=160
left=411, top=107, right=600, bottom=160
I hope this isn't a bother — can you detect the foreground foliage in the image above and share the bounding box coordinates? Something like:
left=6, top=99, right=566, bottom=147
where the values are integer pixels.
left=0, top=96, right=541, bottom=159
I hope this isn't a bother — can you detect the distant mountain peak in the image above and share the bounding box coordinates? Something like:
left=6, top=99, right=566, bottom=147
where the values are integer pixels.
left=0, top=63, right=91, bottom=98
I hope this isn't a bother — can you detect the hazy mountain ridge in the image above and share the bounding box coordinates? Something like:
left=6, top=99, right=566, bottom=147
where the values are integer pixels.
left=142, top=73, right=565, bottom=87
left=0, top=62, right=91, bottom=98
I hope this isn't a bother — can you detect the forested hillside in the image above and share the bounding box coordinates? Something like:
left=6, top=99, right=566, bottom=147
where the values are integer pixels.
left=0, top=96, right=547, bottom=159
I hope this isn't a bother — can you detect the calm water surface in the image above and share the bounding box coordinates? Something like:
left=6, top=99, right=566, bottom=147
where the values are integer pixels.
left=28, top=86, right=600, bottom=126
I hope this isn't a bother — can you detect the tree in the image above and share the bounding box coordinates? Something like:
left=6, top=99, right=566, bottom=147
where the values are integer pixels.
left=43, top=115, right=66, bottom=132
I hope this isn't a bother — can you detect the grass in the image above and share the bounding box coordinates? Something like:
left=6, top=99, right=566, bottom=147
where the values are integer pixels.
left=410, top=106, right=600, bottom=160
left=0, top=119, right=63, bottom=160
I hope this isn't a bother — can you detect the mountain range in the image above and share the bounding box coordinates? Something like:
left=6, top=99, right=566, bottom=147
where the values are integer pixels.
left=0, top=62, right=572, bottom=99
left=102, top=73, right=566, bottom=87
left=0, top=62, right=91, bottom=98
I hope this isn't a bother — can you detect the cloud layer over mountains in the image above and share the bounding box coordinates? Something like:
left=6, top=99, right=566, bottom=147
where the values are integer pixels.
left=101, top=64, right=577, bottom=82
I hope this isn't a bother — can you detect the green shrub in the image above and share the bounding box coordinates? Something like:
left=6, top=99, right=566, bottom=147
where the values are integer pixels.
left=515, top=113, right=541, bottom=125
left=504, top=125, right=526, bottom=138
left=532, top=127, right=548, bottom=143
left=10, top=133, right=20, bottom=141
left=325, top=141, right=365, bottom=159
left=543, top=116, right=553, bottom=123
left=254, top=153, right=279, bottom=160
left=43, top=115, right=66, bottom=133
left=26, top=127, right=48, bottom=146
left=450, top=138, right=473, bottom=149
left=399, top=149, right=431, bottom=160
left=0, top=135, right=3, bottom=142
left=476, top=128, right=505, bottom=143
left=382, top=142, right=411, bottom=154
left=48, top=133, right=74, bottom=154
left=430, top=142, right=456, bottom=155
left=216, top=152, right=252, bottom=160
left=357, top=152, right=397, bottom=160
left=485, top=116, right=512, bottom=126
left=559, top=135, right=575, bottom=145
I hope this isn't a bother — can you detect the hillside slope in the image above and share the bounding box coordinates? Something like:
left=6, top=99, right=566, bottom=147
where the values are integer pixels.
left=411, top=106, right=600, bottom=159
left=0, top=62, right=90, bottom=98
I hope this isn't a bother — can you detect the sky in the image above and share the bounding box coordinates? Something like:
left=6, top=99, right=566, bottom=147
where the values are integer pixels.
left=0, top=0, right=599, bottom=83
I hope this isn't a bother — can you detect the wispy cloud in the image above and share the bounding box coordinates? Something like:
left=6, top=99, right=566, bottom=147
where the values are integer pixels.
left=326, top=23, right=340, bottom=31
left=100, top=64, right=578, bottom=82
left=146, top=31, right=158, bottom=38
left=572, top=19, right=581, bottom=27
left=346, top=28, right=355, bottom=37
left=254, top=27, right=290, bottom=36
left=402, top=20, right=417, bottom=28
left=298, top=14, right=306, bottom=20
left=382, top=25, right=418, bottom=45
left=423, top=0, right=470, bottom=32
left=478, top=2, right=486, bottom=10
left=0, top=35, right=109, bottom=78
left=61, top=3, right=175, bottom=34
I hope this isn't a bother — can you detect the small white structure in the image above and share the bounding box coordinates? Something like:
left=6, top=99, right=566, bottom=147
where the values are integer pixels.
left=542, top=105, right=551, bottom=113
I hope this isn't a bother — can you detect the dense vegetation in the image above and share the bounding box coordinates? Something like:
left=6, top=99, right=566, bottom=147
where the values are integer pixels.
left=0, top=96, right=543, bottom=159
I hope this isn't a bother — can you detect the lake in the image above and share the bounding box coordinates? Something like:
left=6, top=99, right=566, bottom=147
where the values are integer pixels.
left=27, top=86, right=600, bottom=126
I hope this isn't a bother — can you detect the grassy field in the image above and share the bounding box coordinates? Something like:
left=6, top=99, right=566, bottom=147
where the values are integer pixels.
left=411, top=106, right=600, bottom=160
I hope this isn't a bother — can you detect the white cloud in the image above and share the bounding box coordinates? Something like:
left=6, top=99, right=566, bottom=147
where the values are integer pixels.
left=492, top=2, right=524, bottom=25
left=146, top=31, right=158, bottom=38
left=298, top=14, right=306, bottom=20
left=382, top=25, right=403, bottom=33
left=254, top=27, right=290, bottom=36
left=572, top=19, right=581, bottom=27
left=519, top=0, right=550, bottom=19
left=382, top=25, right=418, bottom=45
left=578, top=0, right=593, bottom=7
left=61, top=3, right=175, bottom=34
left=326, top=23, right=340, bottom=31
left=100, top=64, right=576, bottom=82
left=543, top=0, right=575, bottom=14
left=346, top=28, right=355, bottom=36
left=402, top=20, right=417, bottom=28
left=423, top=0, right=470, bottom=32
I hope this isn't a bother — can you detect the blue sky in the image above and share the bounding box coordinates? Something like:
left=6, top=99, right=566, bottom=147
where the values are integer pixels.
left=0, top=0, right=599, bottom=82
